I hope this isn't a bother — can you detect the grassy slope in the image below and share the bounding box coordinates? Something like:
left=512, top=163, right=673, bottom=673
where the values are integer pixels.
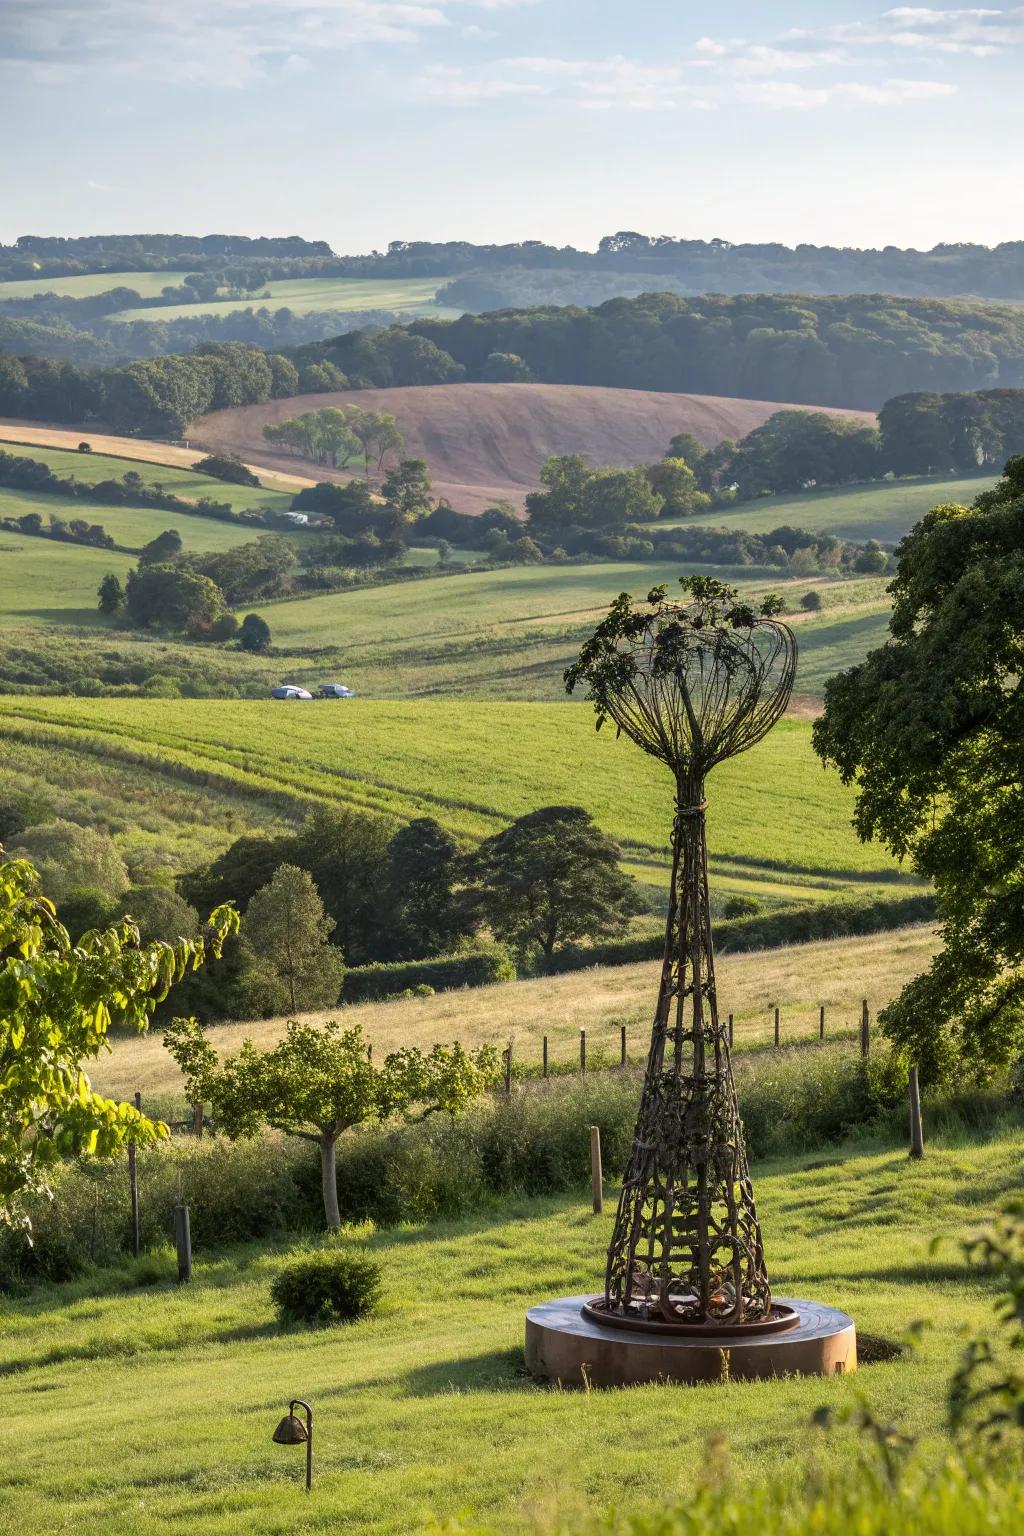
left=0, top=531, right=134, bottom=625
left=0, top=1124, right=1019, bottom=1534
left=0, top=441, right=298, bottom=509
left=682, top=475, right=992, bottom=544
left=0, top=698, right=919, bottom=902
left=108, top=276, right=458, bottom=322
left=0, top=270, right=190, bottom=299
left=95, top=924, right=938, bottom=1103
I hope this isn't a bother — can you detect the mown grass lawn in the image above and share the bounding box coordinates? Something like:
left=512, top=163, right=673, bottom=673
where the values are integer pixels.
left=0, top=1125, right=1018, bottom=1535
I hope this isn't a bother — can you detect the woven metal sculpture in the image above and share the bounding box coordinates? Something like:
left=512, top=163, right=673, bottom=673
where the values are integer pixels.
left=566, top=577, right=797, bottom=1331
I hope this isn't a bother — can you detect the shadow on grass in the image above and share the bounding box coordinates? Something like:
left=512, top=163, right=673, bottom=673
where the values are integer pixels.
left=400, top=1345, right=527, bottom=1397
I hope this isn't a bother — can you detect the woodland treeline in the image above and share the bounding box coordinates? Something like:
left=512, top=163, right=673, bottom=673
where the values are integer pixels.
left=6, top=229, right=1024, bottom=297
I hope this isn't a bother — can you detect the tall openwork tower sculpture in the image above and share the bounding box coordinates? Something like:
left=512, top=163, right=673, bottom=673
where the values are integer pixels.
left=566, top=577, right=797, bottom=1331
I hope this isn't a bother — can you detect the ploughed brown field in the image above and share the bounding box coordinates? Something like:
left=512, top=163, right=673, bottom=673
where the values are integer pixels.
left=192, top=382, right=877, bottom=514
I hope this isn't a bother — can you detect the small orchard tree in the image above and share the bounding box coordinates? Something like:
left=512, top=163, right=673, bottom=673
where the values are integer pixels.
left=0, top=851, right=237, bottom=1223
left=164, top=1018, right=500, bottom=1229
left=243, top=864, right=344, bottom=1013
left=467, top=805, right=641, bottom=966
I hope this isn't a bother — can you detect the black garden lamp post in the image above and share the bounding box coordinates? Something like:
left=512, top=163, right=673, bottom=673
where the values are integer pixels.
left=273, top=1398, right=313, bottom=1491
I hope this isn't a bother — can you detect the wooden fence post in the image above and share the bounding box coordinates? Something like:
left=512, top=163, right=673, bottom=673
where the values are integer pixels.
left=620, top=1023, right=627, bottom=1067
left=728, top=1013, right=734, bottom=1048
left=542, top=1035, right=548, bottom=1079
left=774, top=1006, right=780, bottom=1047
left=860, top=1000, right=870, bottom=1059
left=174, top=1204, right=192, bottom=1283
left=504, top=1039, right=513, bottom=1096
left=590, top=1126, right=603, bottom=1214
left=129, top=1089, right=141, bottom=1259
left=192, top=1102, right=204, bottom=1138
left=819, top=1005, right=825, bottom=1042
left=909, top=1068, right=924, bottom=1159
left=580, top=1029, right=587, bottom=1076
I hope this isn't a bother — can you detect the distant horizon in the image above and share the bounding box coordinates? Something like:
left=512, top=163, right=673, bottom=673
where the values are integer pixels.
left=3, top=3, right=1022, bottom=255
left=3, top=226, right=1023, bottom=259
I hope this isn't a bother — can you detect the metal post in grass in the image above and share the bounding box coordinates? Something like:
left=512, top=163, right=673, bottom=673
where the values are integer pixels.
left=542, top=1035, right=548, bottom=1079
left=590, top=1126, right=603, bottom=1214
left=908, top=1068, right=924, bottom=1159
left=580, top=1028, right=586, bottom=1076
left=819, top=1005, right=825, bottom=1042
left=129, top=1089, right=141, bottom=1259
left=774, top=1006, right=780, bottom=1047
left=860, top=1000, right=870, bottom=1059
left=174, top=1204, right=192, bottom=1284
left=620, top=1023, right=627, bottom=1067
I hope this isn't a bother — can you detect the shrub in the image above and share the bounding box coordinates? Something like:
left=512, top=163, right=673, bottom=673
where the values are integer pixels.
left=343, top=943, right=516, bottom=1002
left=270, top=1248, right=382, bottom=1326
left=801, top=589, right=823, bottom=611
left=191, top=454, right=261, bottom=487
left=723, top=895, right=760, bottom=918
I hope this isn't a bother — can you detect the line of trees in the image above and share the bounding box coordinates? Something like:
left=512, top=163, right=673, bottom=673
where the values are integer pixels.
left=7, top=229, right=1024, bottom=299
left=264, top=404, right=405, bottom=475
left=4, top=799, right=646, bottom=1022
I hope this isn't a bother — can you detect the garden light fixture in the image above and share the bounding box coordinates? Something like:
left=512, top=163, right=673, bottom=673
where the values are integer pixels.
left=272, top=1398, right=313, bottom=1491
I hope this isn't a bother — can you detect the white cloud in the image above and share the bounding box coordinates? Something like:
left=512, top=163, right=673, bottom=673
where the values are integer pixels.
left=834, top=7, right=1024, bottom=55
left=0, top=0, right=533, bottom=86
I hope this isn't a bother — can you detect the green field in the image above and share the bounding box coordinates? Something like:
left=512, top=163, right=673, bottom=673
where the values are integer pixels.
left=0, top=697, right=920, bottom=902
left=684, top=475, right=993, bottom=544
left=0, top=441, right=298, bottom=508
left=0, top=269, right=191, bottom=300
left=0, top=532, right=135, bottom=625
left=107, top=276, right=460, bottom=323
left=1, top=1122, right=1018, bottom=1534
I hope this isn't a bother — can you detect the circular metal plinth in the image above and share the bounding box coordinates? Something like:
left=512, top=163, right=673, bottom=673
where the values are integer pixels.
left=525, top=1295, right=855, bottom=1387
left=580, top=1297, right=801, bottom=1337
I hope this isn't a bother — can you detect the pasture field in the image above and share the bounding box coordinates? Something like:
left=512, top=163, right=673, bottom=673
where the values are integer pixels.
left=0, top=440, right=298, bottom=511
left=0, top=1124, right=1019, bottom=1534
left=94, top=924, right=938, bottom=1103
left=0, top=489, right=298, bottom=560
left=0, top=697, right=920, bottom=902
left=0, top=531, right=135, bottom=625
left=0, top=269, right=190, bottom=299
left=0, top=422, right=314, bottom=488
left=108, top=275, right=459, bottom=322
left=684, top=474, right=994, bottom=544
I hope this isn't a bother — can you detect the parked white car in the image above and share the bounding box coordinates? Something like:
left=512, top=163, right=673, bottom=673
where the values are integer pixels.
left=271, top=685, right=313, bottom=700
left=317, top=683, right=356, bottom=698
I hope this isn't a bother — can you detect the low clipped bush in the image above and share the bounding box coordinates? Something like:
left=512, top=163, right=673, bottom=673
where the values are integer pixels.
left=343, top=942, right=516, bottom=1002
left=271, top=1249, right=382, bottom=1326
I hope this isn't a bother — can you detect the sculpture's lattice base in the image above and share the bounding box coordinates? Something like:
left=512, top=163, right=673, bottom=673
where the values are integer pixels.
left=525, top=1295, right=855, bottom=1386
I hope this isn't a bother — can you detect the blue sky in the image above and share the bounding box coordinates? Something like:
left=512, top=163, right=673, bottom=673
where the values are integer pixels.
left=2, top=3, right=1022, bottom=251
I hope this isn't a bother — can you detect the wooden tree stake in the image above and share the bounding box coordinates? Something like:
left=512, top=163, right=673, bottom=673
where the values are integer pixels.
left=909, top=1067, right=924, bottom=1159
left=774, top=1006, right=780, bottom=1047
left=504, top=1038, right=513, bottom=1096
left=860, top=1000, right=870, bottom=1058
left=580, top=1028, right=587, bottom=1076
left=542, top=1034, right=548, bottom=1079
left=819, top=1004, right=825, bottom=1042
left=728, top=1012, right=734, bottom=1048
left=129, top=1089, right=141, bottom=1259
left=174, top=1203, right=192, bottom=1283
left=590, top=1125, right=603, bottom=1214
left=620, top=1023, right=627, bottom=1067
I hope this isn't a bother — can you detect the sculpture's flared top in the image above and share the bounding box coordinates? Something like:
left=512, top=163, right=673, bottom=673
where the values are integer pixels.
left=565, top=576, right=796, bottom=782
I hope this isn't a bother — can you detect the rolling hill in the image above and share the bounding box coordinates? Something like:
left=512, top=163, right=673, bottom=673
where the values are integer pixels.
left=193, top=383, right=877, bottom=514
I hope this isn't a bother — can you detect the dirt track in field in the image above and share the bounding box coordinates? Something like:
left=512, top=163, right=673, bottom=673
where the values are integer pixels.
left=0, top=420, right=314, bottom=489
left=192, top=383, right=877, bottom=514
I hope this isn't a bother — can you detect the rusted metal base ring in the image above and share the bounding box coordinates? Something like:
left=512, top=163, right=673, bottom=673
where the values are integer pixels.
left=580, top=1297, right=801, bottom=1338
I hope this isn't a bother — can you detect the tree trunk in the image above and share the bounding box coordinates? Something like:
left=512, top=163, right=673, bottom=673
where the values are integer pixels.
left=320, top=1134, right=341, bottom=1231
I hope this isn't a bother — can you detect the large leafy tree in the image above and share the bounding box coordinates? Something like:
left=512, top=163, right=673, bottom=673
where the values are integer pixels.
left=164, top=1018, right=499, bottom=1229
left=385, top=817, right=474, bottom=959
left=243, top=864, right=344, bottom=1013
left=467, top=805, right=640, bottom=966
left=813, top=458, right=1024, bottom=1081
left=0, top=851, right=236, bottom=1222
